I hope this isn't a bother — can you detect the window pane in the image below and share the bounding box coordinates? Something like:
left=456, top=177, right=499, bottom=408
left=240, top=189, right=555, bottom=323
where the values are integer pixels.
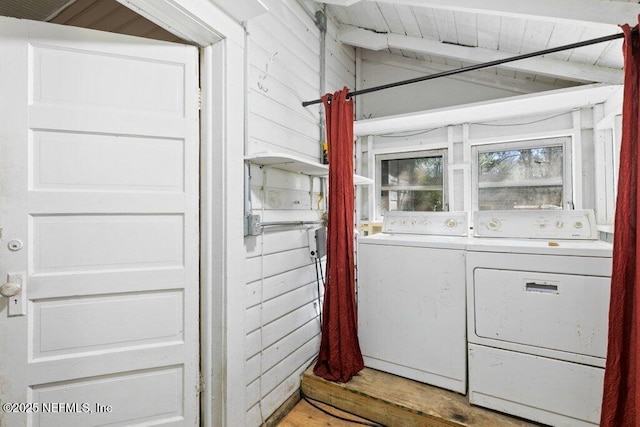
left=477, top=144, right=564, bottom=210
left=382, top=190, right=443, bottom=212
left=479, top=186, right=563, bottom=210
left=478, top=146, right=563, bottom=184
left=379, top=153, right=445, bottom=214
left=381, top=156, right=443, bottom=187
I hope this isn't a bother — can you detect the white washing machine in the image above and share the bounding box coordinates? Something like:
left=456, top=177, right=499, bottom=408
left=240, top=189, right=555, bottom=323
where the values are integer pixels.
left=467, top=210, right=612, bottom=426
left=357, top=211, right=469, bottom=394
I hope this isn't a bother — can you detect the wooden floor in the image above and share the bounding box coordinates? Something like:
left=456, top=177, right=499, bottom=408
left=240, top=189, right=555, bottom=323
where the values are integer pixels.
left=278, top=398, right=379, bottom=426
left=280, top=367, right=542, bottom=427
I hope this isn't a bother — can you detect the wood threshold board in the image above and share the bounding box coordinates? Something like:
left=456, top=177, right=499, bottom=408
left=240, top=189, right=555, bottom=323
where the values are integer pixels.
left=301, top=367, right=540, bottom=427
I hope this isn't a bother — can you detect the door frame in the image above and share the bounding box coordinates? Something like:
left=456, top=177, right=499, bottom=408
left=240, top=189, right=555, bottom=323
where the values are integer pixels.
left=114, top=2, right=247, bottom=426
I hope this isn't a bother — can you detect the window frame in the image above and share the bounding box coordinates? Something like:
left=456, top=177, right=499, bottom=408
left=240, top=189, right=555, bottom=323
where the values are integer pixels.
left=375, top=149, right=448, bottom=218
left=471, top=136, right=573, bottom=211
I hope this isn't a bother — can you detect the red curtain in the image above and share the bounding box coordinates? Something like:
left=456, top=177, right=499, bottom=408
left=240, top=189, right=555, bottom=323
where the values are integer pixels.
left=313, top=87, right=365, bottom=382
left=601, top=22, right=640, bottom=427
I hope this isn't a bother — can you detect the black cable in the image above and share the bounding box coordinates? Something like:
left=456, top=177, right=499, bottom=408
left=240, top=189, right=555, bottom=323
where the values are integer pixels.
left=377, top=126, right=442, bottom=138
left=319, top=258, right=325, bottom=287
left=314, top=257, right=323, bottom=327
left=473, top=110, right=572, bottom=127
left=301, top=392, right=386, bottom=427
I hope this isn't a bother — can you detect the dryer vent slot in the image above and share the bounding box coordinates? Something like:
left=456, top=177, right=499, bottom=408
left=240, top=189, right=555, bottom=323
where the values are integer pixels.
left=525, top=282, right=559, bottom=294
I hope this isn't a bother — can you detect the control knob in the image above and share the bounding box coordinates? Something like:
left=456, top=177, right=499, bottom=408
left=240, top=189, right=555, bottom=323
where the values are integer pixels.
left=486, top=219, right=501, bottom=231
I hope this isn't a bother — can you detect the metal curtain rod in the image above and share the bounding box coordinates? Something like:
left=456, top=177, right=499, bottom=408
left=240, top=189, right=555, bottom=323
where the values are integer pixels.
left=301, top=31, right=626, bottom=107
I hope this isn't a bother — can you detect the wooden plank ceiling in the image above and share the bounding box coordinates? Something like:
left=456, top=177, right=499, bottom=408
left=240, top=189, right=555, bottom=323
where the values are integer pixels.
left=0, top=0, right=184, bottom=43
left=0, top=0, right=70, bottom=20
left=316, top=0, right=640, bottom=89
left=50, top=0, right=184, bottom=43
left=2, top=0, right=638, bottom=90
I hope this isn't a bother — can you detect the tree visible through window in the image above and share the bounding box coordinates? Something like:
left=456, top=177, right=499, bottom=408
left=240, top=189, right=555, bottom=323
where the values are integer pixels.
left=476, top=140, right=567, bottom=210
left=379, top=152, right=445, bottom=212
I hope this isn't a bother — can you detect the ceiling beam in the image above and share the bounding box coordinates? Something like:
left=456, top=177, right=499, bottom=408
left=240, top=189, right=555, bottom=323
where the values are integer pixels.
left=354, top=84, right=621, bottom=136
left=340, top=25, right=623, bottom=84
left=317, top=0, right=640, bottom=29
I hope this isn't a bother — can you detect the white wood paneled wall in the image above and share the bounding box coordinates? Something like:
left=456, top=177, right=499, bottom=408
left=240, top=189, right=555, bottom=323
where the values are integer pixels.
left=248, top=1, right=320, bottom=161
left=244, top=1, right=356, bottom=425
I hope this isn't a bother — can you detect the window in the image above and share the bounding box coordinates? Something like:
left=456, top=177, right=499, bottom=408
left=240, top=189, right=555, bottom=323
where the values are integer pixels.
left=473, top=137, right=571, bottom=211
left=376, top=150, right=447, bottom=215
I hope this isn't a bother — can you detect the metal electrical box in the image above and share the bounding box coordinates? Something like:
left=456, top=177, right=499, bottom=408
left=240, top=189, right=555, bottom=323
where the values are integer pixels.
left=245, top=214, right=261, bottom=236
left=308, top=227, right=326, bottom=259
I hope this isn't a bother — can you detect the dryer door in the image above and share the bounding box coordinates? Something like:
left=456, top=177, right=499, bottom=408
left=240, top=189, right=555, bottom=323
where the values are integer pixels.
left=473, top=269, right=610, bottom=358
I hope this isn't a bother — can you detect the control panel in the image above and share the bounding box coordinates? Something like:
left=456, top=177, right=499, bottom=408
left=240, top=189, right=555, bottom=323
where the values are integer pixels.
left=382, top=211, right=469, bottom=236
left=473, top=210, right=597, bottom=239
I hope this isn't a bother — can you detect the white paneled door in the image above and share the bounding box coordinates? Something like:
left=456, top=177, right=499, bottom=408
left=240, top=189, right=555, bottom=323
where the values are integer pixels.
left=0, top=17, right=200, bottom=426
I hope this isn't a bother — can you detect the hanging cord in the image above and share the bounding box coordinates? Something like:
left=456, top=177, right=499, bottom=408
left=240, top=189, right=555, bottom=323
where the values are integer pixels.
left=377, top=126, right=443, bottom=138
left=300, top=390, right=386, bottom=427
left=318, top=255, right=326, bottom=319
left=372, top=111, right=573, bottom=138
left=258, top=228, right=266, bottom=426
left=473, top=110, right=572, bottom=127
left=314, top=257, right=323, bottom=327
left=258, top=172, right=268, bottom=426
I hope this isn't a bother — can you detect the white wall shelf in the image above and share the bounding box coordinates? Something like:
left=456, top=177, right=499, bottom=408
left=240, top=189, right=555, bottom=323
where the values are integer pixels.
left=245, top=152, right=373, bottom=185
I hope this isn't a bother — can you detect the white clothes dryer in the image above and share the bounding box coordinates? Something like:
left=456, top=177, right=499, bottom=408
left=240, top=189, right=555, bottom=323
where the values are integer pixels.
left=466, top=210, right=612, bottom=426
